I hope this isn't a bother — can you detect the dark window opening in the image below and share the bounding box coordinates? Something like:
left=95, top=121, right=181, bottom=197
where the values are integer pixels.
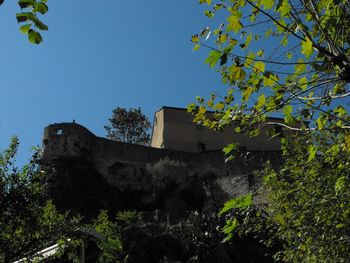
left=274, top=125, right=283, bottom=137
left=248, top=174, right=255, bottom=188
left=43, top=139, right=48, bottom=145
left=197, top=142, right=206, bottom=152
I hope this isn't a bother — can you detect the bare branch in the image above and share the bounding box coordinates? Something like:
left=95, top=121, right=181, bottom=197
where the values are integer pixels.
left=265, top=121, right=315, bottom=131
left=200, top=42, right=321, bottom=65
left=297, top=91, right=350, bottom=100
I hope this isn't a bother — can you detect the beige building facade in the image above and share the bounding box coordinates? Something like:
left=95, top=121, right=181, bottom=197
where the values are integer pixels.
left=151, top=106, right=282, bottom=152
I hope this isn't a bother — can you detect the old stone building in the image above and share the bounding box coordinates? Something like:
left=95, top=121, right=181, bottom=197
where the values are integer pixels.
left=151, top=106, right=282, bottom=152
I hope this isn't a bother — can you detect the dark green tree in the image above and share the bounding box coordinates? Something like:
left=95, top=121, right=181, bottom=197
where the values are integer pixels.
left=105, top=107, right=151, bottom=145
left=0, top=137, right=80, bottom=262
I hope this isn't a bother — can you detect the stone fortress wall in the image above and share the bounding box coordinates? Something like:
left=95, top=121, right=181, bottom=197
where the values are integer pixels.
left=42, top=122, right=281, bottom=202
left=41, top=120, right=283, bottom=262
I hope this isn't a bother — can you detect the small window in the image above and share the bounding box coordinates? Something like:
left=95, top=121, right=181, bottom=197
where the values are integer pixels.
left=248, top=174, right=255, bottom=188
left=56, top=129, right=63, bottom=135
left=197, top=142, right=206, bottom=152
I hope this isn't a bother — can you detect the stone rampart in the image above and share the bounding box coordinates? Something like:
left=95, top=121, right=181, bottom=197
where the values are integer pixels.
left=42, top=122, right=281, bottom=207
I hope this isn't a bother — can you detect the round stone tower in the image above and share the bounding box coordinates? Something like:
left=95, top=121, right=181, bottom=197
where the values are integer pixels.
left=41, top=122, right=95, bottom=162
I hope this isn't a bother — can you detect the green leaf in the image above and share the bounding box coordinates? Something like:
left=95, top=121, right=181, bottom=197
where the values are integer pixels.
left=205, top=50, right=221, bottom=68
left=193, top=44, right=200, bottom=51
left=335, top=176, right=346, bottom=193
left=223, top=143, right=238, bottom=155
left=34, top=2, right=49, bottom=14
left=227, top=14, right=243, bottom=33
left=295, top=59, right=306, bottom=74
left=276, top=0, right=291, bottom=17
left=254, top=61, right=265, bottom=73
left=214, top=3, right=224, bottom=10
left=298, top=77, right=308, bottom=90
left=257, top=50, right=264, bottom=57
left=261, top=0, right=275, bottom=10
left=301, top=36, right=313, bottom=58
left=228, top=65, right=246, bottom=80
left=263, top=71, right=278, bottom=87
left=283, top=105, right=293, bottom=124
left=336, top=223, right=345, bottom=228
left=334, top=106, right=347, bottom=117
left=256, top=94, right=266, bottom=108
left=242, top=86, right=254, bottom=101
left=204, top=10, right=214, bottom=18
left=220, top=194, right=253, bottom=215
left=218, top=34, right=228, bottom=43
left=33, top=18, right=48, bottom=31
left=191, top=34, right=199, bottom=43
left=307, top=145, right=317, bottom=162
left=199, top=0, right=212, bottom=5
left=244, top=51, right=255, bottom=68
left=28, top=29, right=42, bottom=44
left=333, top=83, right=345, bottom=95
left=275, top=19, right=287, bottom=33
left=16, top=12, right=32, bottom=23
left=222, top=218, right=239, bottom=242
left=18, top=0, right=34, bottom=9
left=19, top=24, right=31, bottom=34
left=214, top=102, right=225, bottom=111
left=283, top=105, right=292, bottom=116
left=245, top=32, right=252, bottom=47
left=316, top=115, right=327, bottom=130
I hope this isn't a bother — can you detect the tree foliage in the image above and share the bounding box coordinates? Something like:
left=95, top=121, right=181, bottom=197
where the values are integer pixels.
left=190, top=0, right=350, bottom=261
left=91, top=210, right=137, bottom=262
left=16, top=0, right=49, bottom=44
left=0, top=0, right=49, bottom=44
left=0, top=137, right=80, bottom=262
left=190, top=0, right=350, bottom=137
left=220, top=132, right=350, bottom=262
left=105, top=107, right=151, bottom=145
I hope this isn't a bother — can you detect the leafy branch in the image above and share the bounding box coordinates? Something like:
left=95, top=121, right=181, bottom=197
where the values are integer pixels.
left=16, top=0, right=49, bottom=44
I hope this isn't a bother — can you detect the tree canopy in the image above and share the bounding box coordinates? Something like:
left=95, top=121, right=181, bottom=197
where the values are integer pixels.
left=190, top=0, right=350, bottom=143
left=0, top=137, right=80, bottom=262
left=190, top=0, right=350, bottom=261
left=105, top=107, right=152, bottom=145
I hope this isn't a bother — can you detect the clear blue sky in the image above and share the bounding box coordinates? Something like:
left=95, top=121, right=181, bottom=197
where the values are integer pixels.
left=0, top=0, right=226, bottom=165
